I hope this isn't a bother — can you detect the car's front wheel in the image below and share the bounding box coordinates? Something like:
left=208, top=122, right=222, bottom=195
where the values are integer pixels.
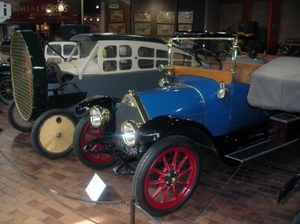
left=31, top=109, right=77, bottom=159
left=132, top=135, right=202, bottom=217
left=73, top=113, right=117, bottom=169
left=7, top=99, right=35, bottom=132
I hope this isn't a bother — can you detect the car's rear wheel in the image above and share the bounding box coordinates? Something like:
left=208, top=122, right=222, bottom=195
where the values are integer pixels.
left=132, top=135, right=202, bottom=217
left=73, top=113, right=117, bottom=169
left=0, top=75, right=13, bottom=105
left=31, top=109, right=77, bottom=159
left=7, top=99, right=35, bottom=132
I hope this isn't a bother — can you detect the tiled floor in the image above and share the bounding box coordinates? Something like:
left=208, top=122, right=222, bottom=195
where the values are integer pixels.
left=0, top=102, right=300, bottom=224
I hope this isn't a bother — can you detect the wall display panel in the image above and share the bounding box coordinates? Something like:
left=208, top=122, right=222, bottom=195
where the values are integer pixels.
left=135, top=23, right=151, bottom=35
left=178, top=24, right=192, bottom=31
left=157, top=11, right=175, bottom=24
left=178, top=11, right=193, bottom=23
left=111, top=10, right=124, bottom=22
left=134, top=10, right=152, bottom=22
left=108, top=23, right=126, bottom=33
left=157, top=24, right=174, bottom=36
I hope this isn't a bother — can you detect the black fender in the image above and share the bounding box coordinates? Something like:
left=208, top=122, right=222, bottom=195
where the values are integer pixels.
left=278, top=173, right=300, bottom=204
left=138, top=115, right=217, bottom=154
left=75, top=95, right=120, bottom=115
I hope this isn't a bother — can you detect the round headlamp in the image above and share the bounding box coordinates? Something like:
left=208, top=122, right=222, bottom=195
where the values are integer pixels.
left=121, top=120, right=139, bottom=147
left=89, top=105, right=110, bottom=128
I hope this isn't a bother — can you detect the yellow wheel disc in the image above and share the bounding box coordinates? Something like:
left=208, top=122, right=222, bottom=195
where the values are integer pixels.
left=38, top=115, right=75, bottom=153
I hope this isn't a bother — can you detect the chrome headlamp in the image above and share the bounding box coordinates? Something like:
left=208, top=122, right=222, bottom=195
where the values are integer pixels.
left=121, top=120, right=139, bottom=147
left=89, top=105, right=110, bottom=128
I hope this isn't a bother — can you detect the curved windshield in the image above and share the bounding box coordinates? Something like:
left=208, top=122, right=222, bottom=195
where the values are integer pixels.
left=79, top=41, right=97, bottom=58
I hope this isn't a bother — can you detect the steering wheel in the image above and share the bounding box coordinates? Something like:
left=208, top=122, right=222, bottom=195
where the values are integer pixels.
left=195, top=48, right=222, bottom=70
left=46, top=62, right=62, bottom=86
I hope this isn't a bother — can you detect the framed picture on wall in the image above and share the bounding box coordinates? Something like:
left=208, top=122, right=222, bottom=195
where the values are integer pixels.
left=134, top=10, right=152, bottom=22
left=178, top=11, right=193, bottom=24
left=135, top=23, right=151, bottom=35
left=157, top=24, right=174, bottom=36
left=110, top=10, right=123, bottom=22
left=157, top=11, right=175, bottom=24
left=178, top=24, right=192, bottom=31
left=108, top=23, right=126, bottom=33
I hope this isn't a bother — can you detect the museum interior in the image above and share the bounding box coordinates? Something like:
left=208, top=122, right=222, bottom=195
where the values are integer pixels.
left=0, top=0, right=300, bottom=224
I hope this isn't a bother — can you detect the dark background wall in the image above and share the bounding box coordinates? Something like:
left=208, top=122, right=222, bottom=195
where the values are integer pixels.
left=4, top=0, right=300, bottom=44
left=177, top=0, right=205, bottom=32
left=206, top=0, right=300, bottom=43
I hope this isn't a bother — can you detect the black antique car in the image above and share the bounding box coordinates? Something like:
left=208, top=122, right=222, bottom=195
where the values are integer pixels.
left=72, top=35, right=300, bottom=216
left=0, top=41, right=12, bottom=105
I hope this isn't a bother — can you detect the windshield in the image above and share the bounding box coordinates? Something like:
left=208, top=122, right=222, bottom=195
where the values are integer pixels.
left=79, top=41, right=97, bottom=58
left=174, top=38, right=234, bottom=57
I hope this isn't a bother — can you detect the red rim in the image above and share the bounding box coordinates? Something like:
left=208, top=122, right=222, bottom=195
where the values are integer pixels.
left=80, top=122, right=115, bottom=163
left=144, top=146, right=197, bottom=210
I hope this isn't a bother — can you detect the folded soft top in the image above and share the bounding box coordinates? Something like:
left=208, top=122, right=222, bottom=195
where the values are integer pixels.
left=247, top=56, right=300, bottom=112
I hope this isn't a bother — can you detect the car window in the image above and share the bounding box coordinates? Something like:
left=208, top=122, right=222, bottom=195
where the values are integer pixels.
left=156, top=49, right=168, bottom=67
left=103, top=45, right=117, bottom=72
left=138, top=47, right=154, bottom=69
left=156, top=49, right=168, bottom=58
left=119, top=45, right=131, bottom=57
left=47, top=44, right=61, bottom=56
left=156, top=60, right=168, bottom=67
left=63, top=44, right=78, bottom=56
left=138, top=47, right=154, bottom=57
left=80, top=41, right=97, bottom=58
left=119, top=45, right=132, bottom=70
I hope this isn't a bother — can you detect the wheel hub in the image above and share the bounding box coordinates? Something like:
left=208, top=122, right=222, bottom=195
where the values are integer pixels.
left=165, top=170, right=178, bottom=186
left=56, top=133, right=62, bottom=138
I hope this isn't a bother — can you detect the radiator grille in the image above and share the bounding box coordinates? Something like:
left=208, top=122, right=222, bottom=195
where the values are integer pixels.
left=10, top=31, right=47, bottom=121
left=10, top=32, right=34, bottom=121
left=115, top=103, right=144, bottom=135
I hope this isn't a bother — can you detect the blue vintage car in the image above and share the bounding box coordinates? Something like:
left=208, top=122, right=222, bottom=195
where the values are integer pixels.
left=73, top=36, right=300, bottom=216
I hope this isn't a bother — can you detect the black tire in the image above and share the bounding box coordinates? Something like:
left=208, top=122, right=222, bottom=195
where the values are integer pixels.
left=0, top=75, right=13, bottom=105
left=31, top=108, right=78, bottom=159
left=7, top=99, right=35, bottom=132
left=292, top=212, right=300, bottom=224
left=132, top=135, right=202, bottom=217
left=73, top=113, right=117, bottom=169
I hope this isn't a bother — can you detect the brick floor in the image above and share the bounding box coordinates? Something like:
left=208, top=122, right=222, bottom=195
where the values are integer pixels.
left=0, top=102, right=300, bottom=224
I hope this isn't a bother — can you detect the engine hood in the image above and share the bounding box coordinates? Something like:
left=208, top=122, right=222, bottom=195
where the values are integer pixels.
left=59, top=58, right=97, bottom=76
left=137, top=83, right=205, bottom=120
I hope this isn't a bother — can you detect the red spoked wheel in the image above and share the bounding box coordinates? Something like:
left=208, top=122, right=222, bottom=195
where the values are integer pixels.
left=132, top=135, right=202, bottom=217
left=73, top=113, right=117, bottom=169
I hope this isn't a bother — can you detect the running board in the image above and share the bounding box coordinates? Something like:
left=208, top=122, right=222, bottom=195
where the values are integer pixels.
left=225, top=138, right=299, bottom=163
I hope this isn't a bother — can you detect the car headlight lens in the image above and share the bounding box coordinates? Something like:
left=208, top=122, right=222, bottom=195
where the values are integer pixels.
left=90, top=105, right=110, bottom=128
left=121, top=120, right=139, bottom=147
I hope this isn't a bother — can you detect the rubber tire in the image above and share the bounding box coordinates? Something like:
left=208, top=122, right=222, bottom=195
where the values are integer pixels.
left=7, top=99, right=35, bottom=132
left=0, top=75, right=13, bottom=105
left=132, top=135, right=202, bottom=217
left=73, top=113, right=117, bottom=169
left=31, top=108, right=78, bottom=159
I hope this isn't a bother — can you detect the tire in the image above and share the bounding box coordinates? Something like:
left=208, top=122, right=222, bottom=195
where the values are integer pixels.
left=132, top=135, right=202, bottom=217
left=7, top=99, right=35, bottom=132
left=73, top=113, right=117, bottom=169
left=0, top=75, right=13, bottom=105
left=31, top=109, right=78, bottom=159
